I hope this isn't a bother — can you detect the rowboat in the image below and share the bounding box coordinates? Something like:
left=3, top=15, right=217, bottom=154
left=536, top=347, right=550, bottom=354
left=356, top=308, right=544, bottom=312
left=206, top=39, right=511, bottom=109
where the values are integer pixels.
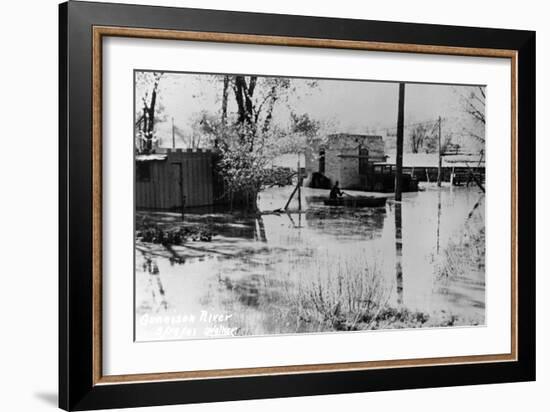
left=323, top=196, right=387, bottom=208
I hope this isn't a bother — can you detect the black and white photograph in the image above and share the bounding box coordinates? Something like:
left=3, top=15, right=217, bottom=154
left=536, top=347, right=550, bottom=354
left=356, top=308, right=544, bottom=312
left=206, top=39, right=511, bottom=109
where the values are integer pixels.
left=134, top=71, right=486, bottom=341
left=0, top=0, right=542, bottom=409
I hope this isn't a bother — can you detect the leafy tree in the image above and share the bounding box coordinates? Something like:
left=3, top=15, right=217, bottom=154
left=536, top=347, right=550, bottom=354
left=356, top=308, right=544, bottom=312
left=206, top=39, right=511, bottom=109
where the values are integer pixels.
left=217, top=123, right=286, bottom=210
left=214, top=76, right=316, bottom=210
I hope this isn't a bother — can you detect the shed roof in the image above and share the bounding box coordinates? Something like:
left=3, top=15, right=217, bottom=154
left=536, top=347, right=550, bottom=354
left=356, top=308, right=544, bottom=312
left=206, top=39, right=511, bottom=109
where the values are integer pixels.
left=136, top=154, right=168, bottom=162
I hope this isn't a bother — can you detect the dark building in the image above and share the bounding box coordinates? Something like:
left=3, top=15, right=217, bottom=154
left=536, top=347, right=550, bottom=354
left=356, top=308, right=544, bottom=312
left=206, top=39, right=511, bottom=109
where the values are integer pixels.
left=305, top=133, right=386, bottom=189
left=135, top=148, right=215, bottom=210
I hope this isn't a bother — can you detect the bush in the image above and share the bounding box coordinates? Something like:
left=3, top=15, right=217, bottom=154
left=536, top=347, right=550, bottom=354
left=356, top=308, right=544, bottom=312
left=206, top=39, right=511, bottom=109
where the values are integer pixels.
left=289, top=258, right=390, bottom=331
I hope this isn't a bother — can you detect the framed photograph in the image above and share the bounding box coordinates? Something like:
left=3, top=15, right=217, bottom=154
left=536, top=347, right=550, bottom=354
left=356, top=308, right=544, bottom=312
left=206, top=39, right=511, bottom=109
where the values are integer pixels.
left=59, top=1, right=535, bottom=410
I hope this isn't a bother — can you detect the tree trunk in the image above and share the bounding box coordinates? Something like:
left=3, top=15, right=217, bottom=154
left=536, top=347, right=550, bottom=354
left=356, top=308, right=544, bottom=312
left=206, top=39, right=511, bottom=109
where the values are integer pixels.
left=142, top=83, right=158, bottom=153
left=221, top=76, right=229, bottom=127
left=229, top=188, right=259, bottom=212
left=233, top=76, right=250, bottom=125
left=233, top=76, right=258, bottom=126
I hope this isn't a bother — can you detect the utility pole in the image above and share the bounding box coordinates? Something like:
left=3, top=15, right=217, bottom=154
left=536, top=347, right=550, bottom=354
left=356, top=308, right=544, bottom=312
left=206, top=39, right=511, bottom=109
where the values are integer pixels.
left=437, top=116, right=442, bottom=187
left=171, top=117, right=175, bottom=149
left=297, top=155, right=302, bottom=211
left=394, top=83, right=405, bottom=303
left=395, top=83, right=405, bottom=201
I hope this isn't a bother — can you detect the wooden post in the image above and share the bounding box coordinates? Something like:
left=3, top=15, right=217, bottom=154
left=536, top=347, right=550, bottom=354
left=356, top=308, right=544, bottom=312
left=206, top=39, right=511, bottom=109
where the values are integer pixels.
left=395, top=83, right=405, bottom=201
left=180, top=171, right=185, bottom=222
left=436, top=189, right=441, bottom=254
left=176, top=163, right=185, bottom=222
left=284, top=183, right=300, bottom=210
left=256, top=216, right=266, bottom=241
left=437, top=116, right=442, bottom=187
left=465, top=162, right=486, bottom=193
left=451, top=166, right=455, bottom=186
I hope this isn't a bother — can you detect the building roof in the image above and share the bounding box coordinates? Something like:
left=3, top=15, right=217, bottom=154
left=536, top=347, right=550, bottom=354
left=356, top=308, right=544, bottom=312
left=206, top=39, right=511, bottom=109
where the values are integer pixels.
left=327, top=133, right=383, bottom=142
left=136, top=154, right=167, bottom=162
left=380, top=152, right=485, bottom=168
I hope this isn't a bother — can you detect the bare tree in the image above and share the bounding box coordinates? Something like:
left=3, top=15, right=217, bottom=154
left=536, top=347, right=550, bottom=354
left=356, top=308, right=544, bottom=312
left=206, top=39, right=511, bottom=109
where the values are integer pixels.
left=409, top=124, right=428, bottom=153
left=229, top=75, right=293, bottom=136
left=136, top=72, right=163, bottom=153
left=459, top=86, right=486, bottom=144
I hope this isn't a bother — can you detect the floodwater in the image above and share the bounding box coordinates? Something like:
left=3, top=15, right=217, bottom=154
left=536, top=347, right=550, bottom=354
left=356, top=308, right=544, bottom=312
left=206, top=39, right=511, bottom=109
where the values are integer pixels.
left=135, top=184, right=485, bottom=341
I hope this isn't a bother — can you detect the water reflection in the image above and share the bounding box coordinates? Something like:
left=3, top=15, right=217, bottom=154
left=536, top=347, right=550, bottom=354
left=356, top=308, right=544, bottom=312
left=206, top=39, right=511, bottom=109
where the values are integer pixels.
left=135, top=185, right=485, bottom=341
left=394, top=201, right=403, bottom=306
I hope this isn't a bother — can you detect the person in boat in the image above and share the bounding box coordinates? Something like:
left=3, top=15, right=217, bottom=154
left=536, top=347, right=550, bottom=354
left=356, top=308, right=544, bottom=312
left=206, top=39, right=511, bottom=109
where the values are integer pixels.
left=329, top=181, right=344, bottom=200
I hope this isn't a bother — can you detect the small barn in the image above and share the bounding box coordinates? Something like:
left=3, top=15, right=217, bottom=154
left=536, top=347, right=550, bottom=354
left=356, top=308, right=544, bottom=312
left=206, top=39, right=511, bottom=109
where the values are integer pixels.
left=135, top=148, right=215, bottom=210
left=305, top=133, right=386, bottom=190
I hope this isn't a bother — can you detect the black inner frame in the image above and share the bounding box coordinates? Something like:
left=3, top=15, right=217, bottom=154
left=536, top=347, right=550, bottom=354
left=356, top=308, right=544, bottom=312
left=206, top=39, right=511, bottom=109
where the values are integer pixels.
left=59, top=1, right=536, bottom=410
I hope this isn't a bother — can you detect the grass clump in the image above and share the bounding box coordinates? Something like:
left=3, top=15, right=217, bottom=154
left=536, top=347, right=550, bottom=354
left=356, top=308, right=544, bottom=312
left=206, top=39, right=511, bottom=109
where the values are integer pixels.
left=291, top=259, right=389, bottom=331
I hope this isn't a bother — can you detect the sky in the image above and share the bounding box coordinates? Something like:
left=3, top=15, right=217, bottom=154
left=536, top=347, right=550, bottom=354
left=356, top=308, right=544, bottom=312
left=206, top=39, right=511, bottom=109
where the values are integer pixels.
left=135, top=71, right=484, bottom=151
